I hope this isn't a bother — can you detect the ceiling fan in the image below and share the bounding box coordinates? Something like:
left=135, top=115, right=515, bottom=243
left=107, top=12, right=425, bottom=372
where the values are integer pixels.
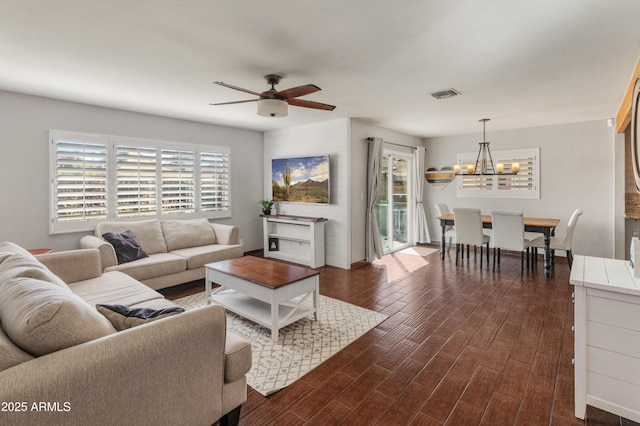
left=210, top=74, right=336, bottom=118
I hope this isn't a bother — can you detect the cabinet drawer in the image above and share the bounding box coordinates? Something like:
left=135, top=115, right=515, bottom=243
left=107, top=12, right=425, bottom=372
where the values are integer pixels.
left=586, top=295, right=640, bottom=332
left=587, top=346, right=640, bottom=386
left=587, top=321, right=640, bottom=358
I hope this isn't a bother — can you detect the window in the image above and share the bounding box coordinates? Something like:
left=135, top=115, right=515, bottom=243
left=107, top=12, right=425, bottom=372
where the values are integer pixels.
left=161, top=148, right=195, bottom=215
left=51, top=134, right=109, bottom=231
left=456, top=148, right=539, bottom=199
left=50, top=130, right=231, bottom=234
left=200, top=151, right=230, bottom=212
left=116, top=145, right=157, bottom=218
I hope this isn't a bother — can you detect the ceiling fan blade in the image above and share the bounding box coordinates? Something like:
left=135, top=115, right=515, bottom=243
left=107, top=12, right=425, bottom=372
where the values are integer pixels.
left=288, top=98, right=336, bottom=111
left=214, top=81, right=263, bottom=97
left=276, top=84, right=320, bottom=100
left=210, top=99, right=258, bottom=106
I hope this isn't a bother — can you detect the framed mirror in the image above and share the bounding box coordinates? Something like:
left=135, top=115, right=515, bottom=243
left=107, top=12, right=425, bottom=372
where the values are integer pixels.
left=631, top=77, right=640, bottom=191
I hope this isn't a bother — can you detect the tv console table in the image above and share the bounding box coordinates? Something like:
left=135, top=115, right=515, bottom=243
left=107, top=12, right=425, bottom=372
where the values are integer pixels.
left=261, top=215, right=327, bottom=268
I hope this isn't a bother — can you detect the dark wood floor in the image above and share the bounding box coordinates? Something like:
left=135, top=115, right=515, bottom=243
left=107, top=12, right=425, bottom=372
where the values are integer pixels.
left=164, top=247, right=638, bottom=426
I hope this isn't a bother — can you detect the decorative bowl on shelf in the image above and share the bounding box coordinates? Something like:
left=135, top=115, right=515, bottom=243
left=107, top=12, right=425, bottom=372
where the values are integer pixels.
left=425, top=167, right=455, bottom=184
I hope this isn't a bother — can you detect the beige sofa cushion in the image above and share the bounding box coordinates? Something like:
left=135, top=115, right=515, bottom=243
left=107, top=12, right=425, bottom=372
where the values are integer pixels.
left=104, top=253, right=186, bottom=281
left=161, top=218, right=217, bottom=251
left=0, top=329, right=34, bottom=372
left=96, top=220, right=168, bottom=255
left=171, top=245, right=244, bottom=270
left=129, top=297, right=179, bottom=310
left=0, top=277, right=116, bottom=356
left=67, top=270, right=169, bottom=307
left=224, top=331, right=253, bottom=383
left=36, top=249, right=103, bottom=284
left=0, top=242, right=68, bottom=289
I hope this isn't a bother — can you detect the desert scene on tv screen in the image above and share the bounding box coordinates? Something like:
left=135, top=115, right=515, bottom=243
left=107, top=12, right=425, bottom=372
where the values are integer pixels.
left=272, top=156, right=329, bottom=204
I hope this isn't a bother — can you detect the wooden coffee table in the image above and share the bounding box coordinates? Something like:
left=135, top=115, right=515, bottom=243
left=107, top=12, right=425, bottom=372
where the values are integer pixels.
left=205, top=256, right=319, bottom=343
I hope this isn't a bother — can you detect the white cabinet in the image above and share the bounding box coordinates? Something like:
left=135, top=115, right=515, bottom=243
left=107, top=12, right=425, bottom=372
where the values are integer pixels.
left=569, top=255, right=640, bottom=422
left=262, top=215, right=327, bottom=268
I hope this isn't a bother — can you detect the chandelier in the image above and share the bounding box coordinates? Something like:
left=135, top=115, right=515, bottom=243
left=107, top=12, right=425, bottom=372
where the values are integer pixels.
left=454, top=119, right=519, bottom=175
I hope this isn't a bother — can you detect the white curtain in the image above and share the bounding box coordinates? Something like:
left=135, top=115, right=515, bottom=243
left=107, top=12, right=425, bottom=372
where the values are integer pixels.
left=412, top=146, right=431, bottom=243
left=365, top=137, right=384, bottom=261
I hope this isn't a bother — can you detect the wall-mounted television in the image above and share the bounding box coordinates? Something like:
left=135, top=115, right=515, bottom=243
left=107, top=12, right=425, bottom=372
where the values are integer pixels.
left=271, top=155, right=330, bottom=204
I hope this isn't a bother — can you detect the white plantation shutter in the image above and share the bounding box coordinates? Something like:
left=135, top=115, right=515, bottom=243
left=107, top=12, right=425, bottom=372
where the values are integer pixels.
left=51, top=134, right=108, bottom=233
left=161, top=148, right=195, bottom=215
left=497, top=155, right=535, bottom=191
left=116, top=145, right=157, bottom=218
left=461, top=159, right=493, bottom=190
left=50, top=130, right=232, bottom=233
left=456, top=148, right=539, bottom=199
left=200, top=150, right=230, bottom=212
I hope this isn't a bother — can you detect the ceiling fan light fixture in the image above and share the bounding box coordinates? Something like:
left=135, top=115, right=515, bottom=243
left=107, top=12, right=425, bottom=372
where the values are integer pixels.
left=212, top=75, right=335, bottom=115
left=257, top=98, right=288, bottom=117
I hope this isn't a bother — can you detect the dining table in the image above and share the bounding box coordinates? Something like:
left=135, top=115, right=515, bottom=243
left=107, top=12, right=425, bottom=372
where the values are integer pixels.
left=437, top=214, right=561, bottom=276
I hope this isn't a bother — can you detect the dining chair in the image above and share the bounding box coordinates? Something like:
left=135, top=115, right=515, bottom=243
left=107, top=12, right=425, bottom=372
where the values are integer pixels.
left=453, top=208, right=490, bottom=267
left=522, top=232, right=543, bottom=268
left=491, top=210, right=532, bottom=275
left=530, top=209, right=583, bottom=269
left=435, top=204, right=455, bottom=253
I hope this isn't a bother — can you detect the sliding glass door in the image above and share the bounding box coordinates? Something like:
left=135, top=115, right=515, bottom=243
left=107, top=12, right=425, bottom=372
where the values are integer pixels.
left=375, top=151, right=413, bottom=254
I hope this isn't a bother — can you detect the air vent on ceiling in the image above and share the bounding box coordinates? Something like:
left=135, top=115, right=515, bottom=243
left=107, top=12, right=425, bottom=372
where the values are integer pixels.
left=430, top=88, right=461, bottom=100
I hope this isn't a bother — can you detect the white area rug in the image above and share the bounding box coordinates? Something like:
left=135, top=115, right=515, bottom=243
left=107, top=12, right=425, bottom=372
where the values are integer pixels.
left=173, top=291, right=387, bottom=396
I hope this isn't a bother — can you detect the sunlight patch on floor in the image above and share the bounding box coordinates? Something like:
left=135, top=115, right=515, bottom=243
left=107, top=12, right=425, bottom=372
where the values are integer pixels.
left=373, top=245, right=438, bottom=283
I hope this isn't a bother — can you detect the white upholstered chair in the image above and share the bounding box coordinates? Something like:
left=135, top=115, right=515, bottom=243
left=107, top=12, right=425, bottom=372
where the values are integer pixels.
left=530, top=209, right=583, bottom=269
left=435, top=203, right=455, bottom=253
left=491, top=210, right=532, bottom=275
left=453, top=208, right=490, bottom=267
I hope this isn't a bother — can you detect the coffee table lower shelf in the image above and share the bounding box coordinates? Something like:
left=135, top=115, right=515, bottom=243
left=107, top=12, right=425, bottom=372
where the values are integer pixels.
left=210, top=289, right=316, bottom=338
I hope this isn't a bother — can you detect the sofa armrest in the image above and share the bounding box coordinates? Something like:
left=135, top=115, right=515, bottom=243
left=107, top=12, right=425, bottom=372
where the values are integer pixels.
left=0, top=305, right=233, bottom=425
left=211, top=223, right=240, bottom=245
left=80, top=235, right=117, bottom=269
left=36, top=249, right=102, bottom=283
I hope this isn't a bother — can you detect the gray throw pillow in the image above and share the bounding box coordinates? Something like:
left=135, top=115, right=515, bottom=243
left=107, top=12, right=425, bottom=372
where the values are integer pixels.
left=96, top=304, right=185, bottom=331
left=101, top=230, right=148, bottom=264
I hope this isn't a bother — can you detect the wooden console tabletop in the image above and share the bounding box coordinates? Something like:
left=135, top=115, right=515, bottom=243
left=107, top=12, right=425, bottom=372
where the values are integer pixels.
left=260, top=214, right=328, bottom=222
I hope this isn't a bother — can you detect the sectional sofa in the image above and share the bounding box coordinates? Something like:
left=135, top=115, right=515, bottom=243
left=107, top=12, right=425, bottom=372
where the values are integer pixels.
left=0, top=242, right=251, bottom=425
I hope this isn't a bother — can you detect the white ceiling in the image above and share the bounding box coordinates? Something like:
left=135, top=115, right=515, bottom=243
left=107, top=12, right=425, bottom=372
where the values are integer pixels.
left=1, top=0, right=639, bottom=137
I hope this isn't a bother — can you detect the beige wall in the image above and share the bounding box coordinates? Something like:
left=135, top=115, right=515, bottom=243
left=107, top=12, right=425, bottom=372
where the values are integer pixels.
left=424, top=120, right=619, bottom=259
left=0, top=90, right=265, bottom=252
left=1, top=88, right=625, bottom=263
left=264, top=119, right=351, bottom=269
